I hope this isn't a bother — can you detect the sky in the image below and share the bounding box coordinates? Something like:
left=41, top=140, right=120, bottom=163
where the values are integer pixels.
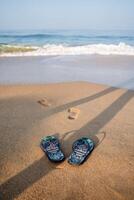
left=0, top=0, right=134, bottom=30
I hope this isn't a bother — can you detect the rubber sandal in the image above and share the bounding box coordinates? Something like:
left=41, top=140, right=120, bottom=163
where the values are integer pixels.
left=68, top=137, right=94, bottom=165
left=40, top=136, right=65, bottom=162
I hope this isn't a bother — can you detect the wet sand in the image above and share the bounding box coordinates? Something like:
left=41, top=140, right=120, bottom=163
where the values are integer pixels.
left=0, top=55, right=134, bottom=90
left=0, top=82, right=134, bottom=200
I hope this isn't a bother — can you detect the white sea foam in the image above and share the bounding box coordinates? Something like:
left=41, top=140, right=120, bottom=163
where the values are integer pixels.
left=1, top=43, right=134, bottom=57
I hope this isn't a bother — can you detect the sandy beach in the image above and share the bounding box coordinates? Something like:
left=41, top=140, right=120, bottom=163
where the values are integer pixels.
left=0, top=55, right=134, bottom=90
left=1, top=0, right=134, bottom=199
left=0, top=81, right=134, bottom=200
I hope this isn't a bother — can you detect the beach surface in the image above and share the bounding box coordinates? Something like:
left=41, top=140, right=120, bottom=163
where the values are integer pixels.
left=0, top=55, right=134, bottom=90
left=0, top=82, right=134, bottom=200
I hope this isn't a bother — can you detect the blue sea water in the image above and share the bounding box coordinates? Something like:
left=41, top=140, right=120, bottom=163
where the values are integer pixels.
left=0, top=30, right=134, bottom=88
left=0, top=29, right=134, bottom=46
left=0, top=30, right=134, bottom=56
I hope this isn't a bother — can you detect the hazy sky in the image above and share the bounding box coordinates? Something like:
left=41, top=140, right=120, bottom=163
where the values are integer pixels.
left=0, top=0, right=134, bottom=30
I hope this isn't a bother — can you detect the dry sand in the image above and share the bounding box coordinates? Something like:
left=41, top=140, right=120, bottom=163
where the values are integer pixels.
left=0, top=82, right=134, bottom=200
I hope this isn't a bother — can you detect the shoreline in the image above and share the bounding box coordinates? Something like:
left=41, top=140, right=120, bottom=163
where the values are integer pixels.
left=0, top=55, right=134, bottom=90
left=1, top=42, right=134, bottom=57
left=1, top=53, right=134, bottom=57
left=0, top=81, right=134, bottom=200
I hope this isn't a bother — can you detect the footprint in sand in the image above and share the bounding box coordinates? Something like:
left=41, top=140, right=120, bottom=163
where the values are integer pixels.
left=68, top=107, right=80, bottom=120
left=38, top=98, right=51, bottom=107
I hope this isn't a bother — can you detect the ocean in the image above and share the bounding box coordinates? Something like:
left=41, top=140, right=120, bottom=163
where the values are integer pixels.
left=0, top=30, right=134, bottom=89
left=0, top=30, right=134, bottom=56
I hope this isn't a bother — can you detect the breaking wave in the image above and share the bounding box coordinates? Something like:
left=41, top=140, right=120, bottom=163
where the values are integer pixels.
left=0, top=43, right=134, bottom=57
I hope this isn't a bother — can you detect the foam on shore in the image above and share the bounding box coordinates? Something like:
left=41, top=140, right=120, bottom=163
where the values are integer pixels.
left=0, top=42, right=134, bottom=57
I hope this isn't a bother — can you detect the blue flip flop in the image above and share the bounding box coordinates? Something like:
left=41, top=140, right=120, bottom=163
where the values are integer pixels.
left=68, top=137, right=94, bottom=165
left=40, top=136, right=65, bottom=162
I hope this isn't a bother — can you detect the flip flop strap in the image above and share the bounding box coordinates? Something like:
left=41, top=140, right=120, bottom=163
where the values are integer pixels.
left=74, top=147, right=87, bottom=157
left=46, top=143, right=59, bottom=153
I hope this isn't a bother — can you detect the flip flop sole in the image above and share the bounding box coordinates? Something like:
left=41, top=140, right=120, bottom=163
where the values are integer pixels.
left=68, top=137, right=94, bottom=165
left=40, top=136, right=65, bottom=162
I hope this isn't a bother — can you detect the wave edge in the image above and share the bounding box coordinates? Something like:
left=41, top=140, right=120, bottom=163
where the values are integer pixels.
left=0, top=43, right=134, bottom=56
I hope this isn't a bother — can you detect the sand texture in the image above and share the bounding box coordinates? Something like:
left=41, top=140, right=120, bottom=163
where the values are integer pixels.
left=0, top=82, right=134, bottom=200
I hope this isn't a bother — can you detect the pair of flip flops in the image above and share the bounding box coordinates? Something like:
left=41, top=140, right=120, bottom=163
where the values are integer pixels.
left=40, top=136, right=94, bottom=165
